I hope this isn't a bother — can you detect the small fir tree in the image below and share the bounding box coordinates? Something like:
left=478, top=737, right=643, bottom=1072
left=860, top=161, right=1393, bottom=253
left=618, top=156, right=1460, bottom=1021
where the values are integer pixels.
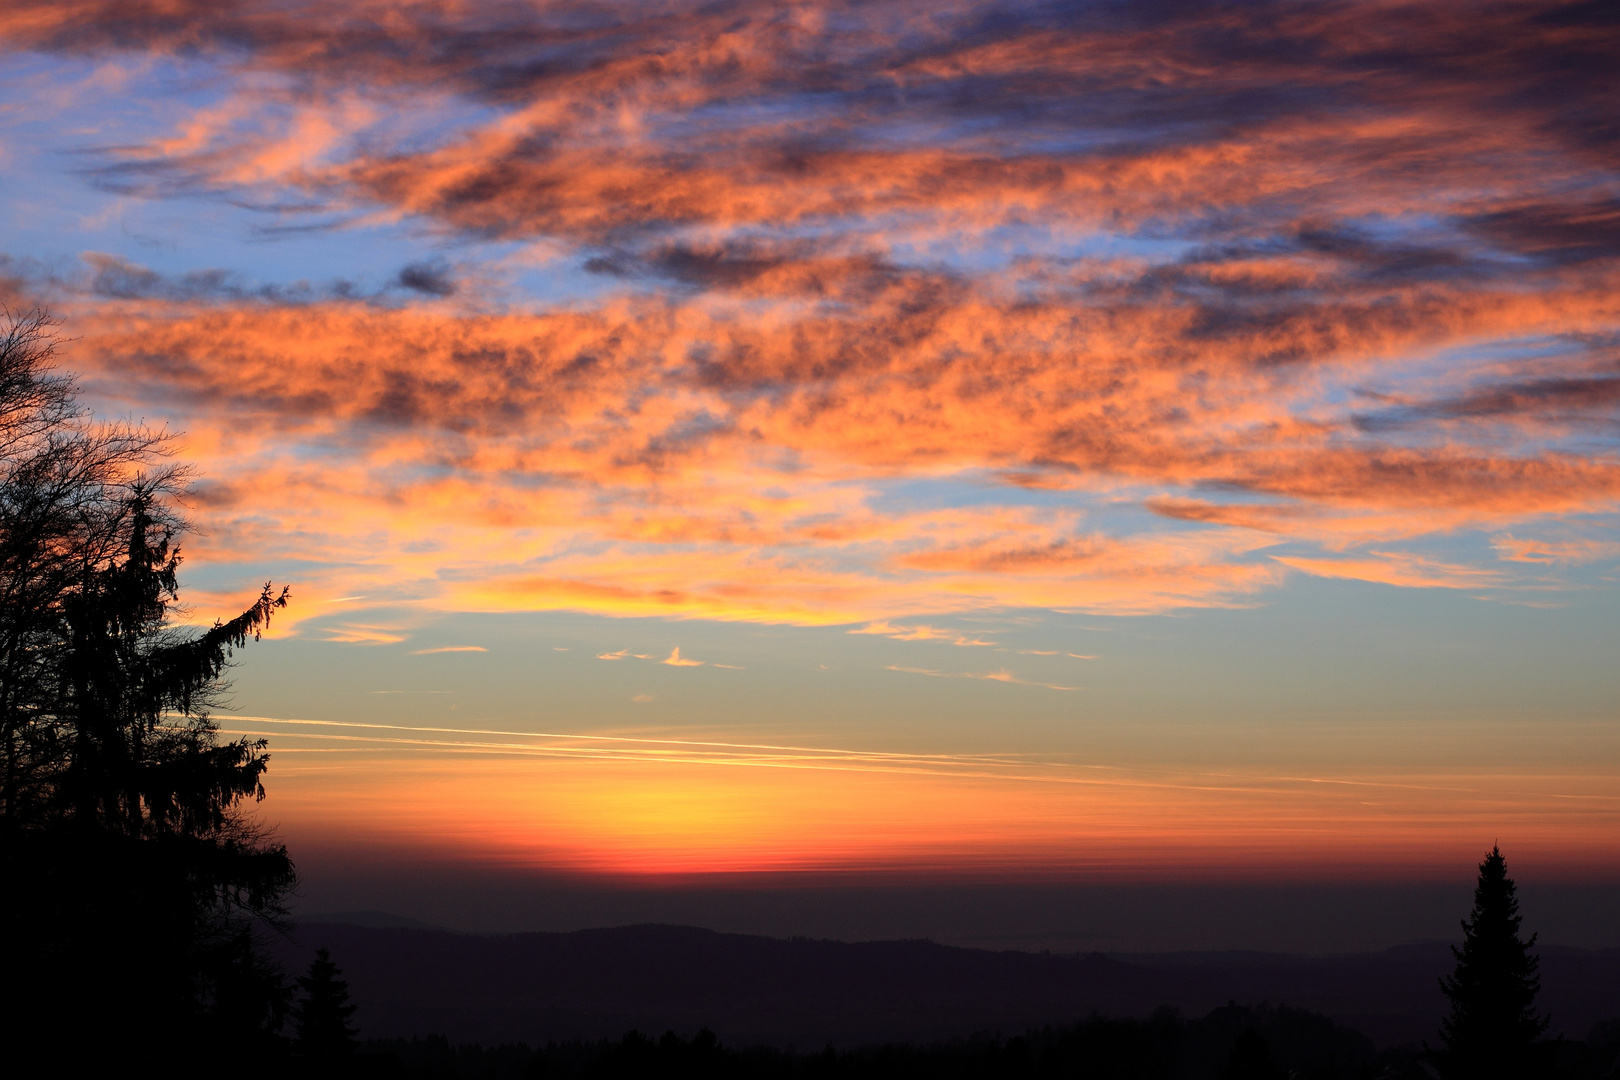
left=294, top=948, right=360, bottom=1062
left=1438, top=845, right=1548, bottom=1079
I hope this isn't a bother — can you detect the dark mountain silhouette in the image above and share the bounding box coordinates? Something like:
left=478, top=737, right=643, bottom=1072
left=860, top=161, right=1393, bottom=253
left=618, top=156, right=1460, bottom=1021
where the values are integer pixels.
left=275, top=921, right=1620, bottom=1052
left=299, top=910, right=448, bottom=931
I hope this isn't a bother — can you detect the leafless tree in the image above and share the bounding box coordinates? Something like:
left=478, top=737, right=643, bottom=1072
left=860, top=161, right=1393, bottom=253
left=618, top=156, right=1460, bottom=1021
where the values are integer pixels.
left=0, top=306, right=181, bottom=827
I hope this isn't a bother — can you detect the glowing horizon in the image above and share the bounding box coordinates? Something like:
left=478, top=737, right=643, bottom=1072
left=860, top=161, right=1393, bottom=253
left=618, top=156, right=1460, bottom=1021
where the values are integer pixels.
left=224, top=712, right=1620, bottom=881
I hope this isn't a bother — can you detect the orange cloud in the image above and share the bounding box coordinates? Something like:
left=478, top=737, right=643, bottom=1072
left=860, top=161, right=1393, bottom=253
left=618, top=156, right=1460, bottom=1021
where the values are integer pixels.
left=1492, top=534, right=1620, bottom=565
left=8, top=1, right=1616, bottom=259
left=317, top=622, right=412, bottom=645
left=849, top=622, right=998, bottom=646
left=1272, top=553, right=1502, bottom=590
left=27, top=277, right=1613, bottom=624
left=5, top=0, right=1619, bottom=626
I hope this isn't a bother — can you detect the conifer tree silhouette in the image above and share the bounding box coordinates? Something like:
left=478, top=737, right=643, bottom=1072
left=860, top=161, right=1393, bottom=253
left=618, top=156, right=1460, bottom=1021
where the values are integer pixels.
left=294, top=948, right=360, bottom=1063
left=1439, top=845, right=1548, bottom=1079
left=0, top=308, right=294, bottom=1065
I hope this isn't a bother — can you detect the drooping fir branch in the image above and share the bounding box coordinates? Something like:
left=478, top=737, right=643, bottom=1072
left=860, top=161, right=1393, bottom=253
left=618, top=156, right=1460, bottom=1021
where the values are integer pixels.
left=144, top=583, right=290, bottom=718
left=55, top=495, right=291, bottom=836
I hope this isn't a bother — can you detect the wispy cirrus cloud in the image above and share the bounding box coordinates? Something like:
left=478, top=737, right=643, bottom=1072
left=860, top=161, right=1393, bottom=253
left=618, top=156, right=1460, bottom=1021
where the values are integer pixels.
left=1492, top=534, right=1620, bottom=565
left=1272, top=552, right=1504, bottom=591
left=319, top=623, right=411, bottom=645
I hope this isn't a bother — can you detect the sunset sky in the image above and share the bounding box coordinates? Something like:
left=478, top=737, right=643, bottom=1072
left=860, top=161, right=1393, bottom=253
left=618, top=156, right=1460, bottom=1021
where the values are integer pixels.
left=3, top=0, right=1617, bottom=948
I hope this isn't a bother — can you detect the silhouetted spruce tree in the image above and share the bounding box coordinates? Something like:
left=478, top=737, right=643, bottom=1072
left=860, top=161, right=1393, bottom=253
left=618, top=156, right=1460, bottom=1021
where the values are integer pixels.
left=1438, top=845, right=1549, bottom=1079
left=0, top=308, right=294, bottom=1066
left=294, top=947, right=360, bottom=1067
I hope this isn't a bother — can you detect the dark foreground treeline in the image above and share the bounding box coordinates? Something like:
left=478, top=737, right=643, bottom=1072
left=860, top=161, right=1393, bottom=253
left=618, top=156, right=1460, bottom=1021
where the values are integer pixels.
left=325, top=1006, right=1620, bottom=1080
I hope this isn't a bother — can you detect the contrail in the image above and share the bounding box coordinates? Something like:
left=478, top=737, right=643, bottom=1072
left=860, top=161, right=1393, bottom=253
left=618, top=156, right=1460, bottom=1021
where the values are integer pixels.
left=201, top=715, right=1601, bottom=803
left=214, top=714, right=1040, bottom=767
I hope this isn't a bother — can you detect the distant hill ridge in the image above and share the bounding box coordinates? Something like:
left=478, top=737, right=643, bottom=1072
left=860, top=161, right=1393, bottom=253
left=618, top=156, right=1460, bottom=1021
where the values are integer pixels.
left=296, top=910, right=448, bottom=931
left=276, top=919, right=1620, bottom=1052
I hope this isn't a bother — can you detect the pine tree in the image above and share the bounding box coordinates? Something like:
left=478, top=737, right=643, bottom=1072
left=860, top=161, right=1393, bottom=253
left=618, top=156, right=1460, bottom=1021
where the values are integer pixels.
left=1438, top=845, right=1549, bottom=1079
left=294, top=948, right=360, bottom=1063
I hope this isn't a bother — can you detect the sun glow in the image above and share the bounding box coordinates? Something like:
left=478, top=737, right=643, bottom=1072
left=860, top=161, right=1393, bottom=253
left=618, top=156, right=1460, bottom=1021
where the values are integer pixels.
left=235, top=717, right=1620, bottom=881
